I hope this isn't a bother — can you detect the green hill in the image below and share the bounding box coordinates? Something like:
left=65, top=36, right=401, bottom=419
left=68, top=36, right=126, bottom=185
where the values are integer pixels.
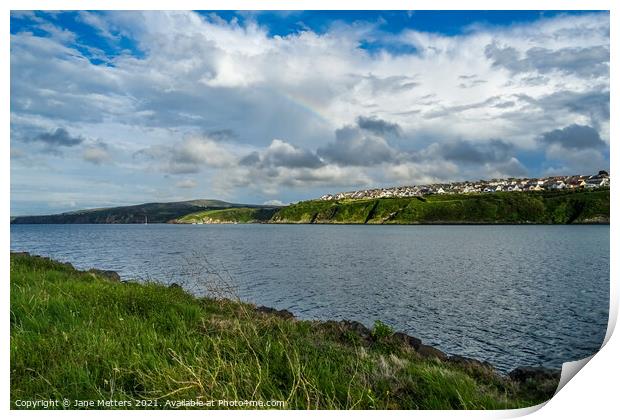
left=10, top=200, right=273, bottom=224
left=270, top=189, right=609, bottom=225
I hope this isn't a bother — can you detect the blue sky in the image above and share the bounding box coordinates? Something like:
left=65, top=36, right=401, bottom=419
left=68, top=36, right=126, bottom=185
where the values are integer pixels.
left=10, top=11, right=609, bottom=214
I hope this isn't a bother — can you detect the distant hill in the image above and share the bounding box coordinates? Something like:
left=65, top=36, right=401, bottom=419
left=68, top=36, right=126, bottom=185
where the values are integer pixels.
left=10, top=200, right=278, bottom=224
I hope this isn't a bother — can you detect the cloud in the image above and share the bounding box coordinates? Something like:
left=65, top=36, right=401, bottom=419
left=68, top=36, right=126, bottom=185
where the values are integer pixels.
left=318, top=124, right=398, bottom=166
left=490, top=157, right=528, bottom=178
left=357, top=74, right=419, bottom=95
left=539, top=124, right=606, bottom=151
left=31, top=127, right=84, bottom=147
left=242, top=139, right=324, bottom=169
left=486, top=43, right=609, bottom=77
left=76, top=11, right=121, bottom=41
left=82, top=141, right=111, bottom=164
left=356, top=116, right=402, bottom=137
left=170, top=137, right=236, bottom=168
left=438, top=139, right=514, bottom=164
left=543, top=146, right=608, bottom=175
left=531, top=90, right=610, bottom=127
left=134, top=135, right=240, bottom=174
left=175, top=178, right=197, bottom=189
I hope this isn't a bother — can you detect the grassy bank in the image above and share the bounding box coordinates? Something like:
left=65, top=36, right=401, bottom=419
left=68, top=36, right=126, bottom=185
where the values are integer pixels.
left=11, top=253, right=558, bottom=409
left=271, top=189, right=609, bottom=224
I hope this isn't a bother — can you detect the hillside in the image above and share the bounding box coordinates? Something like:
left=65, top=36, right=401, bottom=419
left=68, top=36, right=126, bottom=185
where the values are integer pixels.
left=270, top=189, right=610, bottom=225
left=10, top=252, right=559, bottom=409
left=175, top=207, right=279, bottom=224
left=10, top=200, right=273, bottom=224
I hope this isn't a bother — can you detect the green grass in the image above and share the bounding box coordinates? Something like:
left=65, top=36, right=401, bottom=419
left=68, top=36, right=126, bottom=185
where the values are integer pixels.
left=177, top=208, right=278, bottom=224
left=271, top=189, right=609, bottom=225
left=11, top=253, right=557, bottom=409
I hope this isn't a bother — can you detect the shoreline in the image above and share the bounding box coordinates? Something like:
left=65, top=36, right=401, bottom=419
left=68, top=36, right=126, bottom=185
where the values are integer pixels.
left=11, top=189, right=611, bottom=226
left=10, top=251, right=562, bottom=386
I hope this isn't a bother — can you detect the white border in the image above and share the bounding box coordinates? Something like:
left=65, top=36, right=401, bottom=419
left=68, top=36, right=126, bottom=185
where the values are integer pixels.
left=3, top=1, right=617, bottom=419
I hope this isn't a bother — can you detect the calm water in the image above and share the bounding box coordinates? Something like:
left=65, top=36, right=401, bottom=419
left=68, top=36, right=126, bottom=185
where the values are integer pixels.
left=10, top=224, right=609, bottom=372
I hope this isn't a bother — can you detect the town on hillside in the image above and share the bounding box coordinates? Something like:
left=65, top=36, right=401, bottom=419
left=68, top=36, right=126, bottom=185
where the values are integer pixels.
left=319, top=171, right=610, bottom=201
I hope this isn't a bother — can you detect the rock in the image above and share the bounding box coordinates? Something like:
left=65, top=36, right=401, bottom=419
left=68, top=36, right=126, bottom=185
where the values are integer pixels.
left=508, top=366, right=561, bottom=383
left=59, top=261, right=75, bottom=270
left=393, top=332, right=422, bottom=350
left=256, top=306, right=295, bottom=320
left=448, top=355, right=495, bottom=371
left=88, top=268, right=121, bottom=282
left=417, top=344, right=447, bottom=360
left=339, top=320, right=372, bottom=340
left=168, top=283, right=182, bottom=289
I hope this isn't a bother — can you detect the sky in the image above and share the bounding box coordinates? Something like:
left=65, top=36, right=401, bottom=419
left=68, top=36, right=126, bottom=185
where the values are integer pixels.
left=10, top=10, right=610, bottom=215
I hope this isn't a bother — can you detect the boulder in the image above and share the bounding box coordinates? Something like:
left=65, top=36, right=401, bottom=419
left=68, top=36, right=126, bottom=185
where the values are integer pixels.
left=417, top=344, right=447, bottom=360
left=339, top=320, right=372, bottom=340
left=88, top=268, right=121, bottom=282
left=256, top=305, right=295, bottom=320
left=393, top=332, right=422, bottom=350
left=508, top=366, right=561, bottom=383
left=448, top=355, right=495, bottom=371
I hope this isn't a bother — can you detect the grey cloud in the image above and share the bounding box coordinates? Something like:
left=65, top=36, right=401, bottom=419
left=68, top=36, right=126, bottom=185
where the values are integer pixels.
left=485, top=44, right=525, bottom=72
left=32, top=127, right=84, bottom=147
left=424, top=95, right=515, bottom=119
left=266, top=144, right=323, bottom=169
left=485, top=43, right=609, bottom=77
left=437, top=139, right=514, bottom=164
left=206, top=129, right=237, bottom=141
left=497, top=89, right=609, bottom=137
left=458, top=79, right=486, bottom=89
left=134, top=137, right=236, bottom=174
left=539, top=124, right=605, bottom=151
left=359, top=74, right=419, bottom=94
left=318, top=125, right=397, bottom=166
left=241, top=140, right=324, bottom=169
left=356, top=116, right=402, bottom=137
left=132, top=144, right=168, bottom=160
left=175, top=179, right=197, bottom=189
left=457, top=74, right=487, bottom=89
left=493, top=157, right=528, bottom=177
left=83, top=141, right=111, bottom=164
left=492, top=101, right=515, bottom=109
left=239, top=151, right=261, bottom=166
left=532, top=90, right=610, bottom=125
left=525, top=46, right=609, bottom=77
left=165, top=162, right=202, bottom=174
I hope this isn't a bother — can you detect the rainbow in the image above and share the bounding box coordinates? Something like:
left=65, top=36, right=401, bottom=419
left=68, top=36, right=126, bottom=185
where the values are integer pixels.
left=277, top=90, right=333, bottom=126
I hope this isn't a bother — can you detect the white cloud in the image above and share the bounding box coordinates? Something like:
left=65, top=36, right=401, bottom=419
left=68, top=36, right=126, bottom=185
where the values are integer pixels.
left=175, top=179, right=197, bottom=189
left=82, top=142, right=111, bottom=165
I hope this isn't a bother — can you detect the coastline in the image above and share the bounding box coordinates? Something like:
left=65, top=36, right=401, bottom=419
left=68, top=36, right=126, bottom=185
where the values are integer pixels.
left=10, top=252, right=562, bottom=409
left=11, top=189, right=610, bottom=226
